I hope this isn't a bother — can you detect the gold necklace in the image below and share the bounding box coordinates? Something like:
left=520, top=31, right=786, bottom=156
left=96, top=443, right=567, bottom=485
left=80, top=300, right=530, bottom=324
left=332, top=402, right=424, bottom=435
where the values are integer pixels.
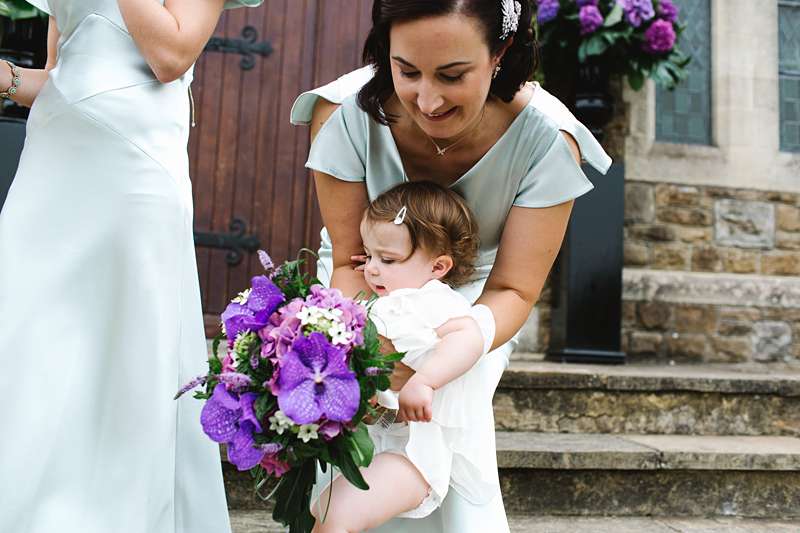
left=422, top=106, right=486, bottom=156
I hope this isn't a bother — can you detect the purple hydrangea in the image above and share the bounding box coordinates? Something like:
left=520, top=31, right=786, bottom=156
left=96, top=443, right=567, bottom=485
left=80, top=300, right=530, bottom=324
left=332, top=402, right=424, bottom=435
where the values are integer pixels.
left=656, top=0, right=679, bottom=23
left=537, top=0, right=560, bottom=24
left=579, top=5, right=604, bottom=35
left=618, top=0, right=654, bottom=27
left=643, top=19, right=676, bottom=54
left=221, top=276, right=285, bottom=342
left=276, top=332, right=360, bottom=425
left=577, top=0, right=598, bottom=6
left=200, top=384, right=265, bottom=471
left=259, top=298, right=304, bottom=363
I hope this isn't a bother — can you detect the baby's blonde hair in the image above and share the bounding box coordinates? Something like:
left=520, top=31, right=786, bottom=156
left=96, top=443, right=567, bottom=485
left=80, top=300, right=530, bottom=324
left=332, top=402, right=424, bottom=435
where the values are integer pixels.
left=363, top=181, right=479, bottom=287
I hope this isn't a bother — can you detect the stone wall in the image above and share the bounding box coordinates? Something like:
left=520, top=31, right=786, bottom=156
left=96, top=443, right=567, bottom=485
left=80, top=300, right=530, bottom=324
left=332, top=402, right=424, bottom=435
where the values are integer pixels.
left=624, top=182, right=800, bottom=276
left=620, top=182, right=799, bottom=364
left=514, top=182, right=799, bottom=365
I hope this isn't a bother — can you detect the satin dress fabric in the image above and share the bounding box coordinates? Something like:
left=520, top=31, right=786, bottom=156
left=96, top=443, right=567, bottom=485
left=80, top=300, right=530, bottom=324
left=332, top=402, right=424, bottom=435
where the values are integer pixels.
left=0, top=1, right=259, bottom=531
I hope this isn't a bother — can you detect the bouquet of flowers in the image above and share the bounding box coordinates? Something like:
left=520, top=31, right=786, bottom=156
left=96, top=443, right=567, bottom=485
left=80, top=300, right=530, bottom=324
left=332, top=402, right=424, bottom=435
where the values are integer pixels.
left=536, top=0, right=690, bottom=90
left=177, top=251, right=400, bottom=532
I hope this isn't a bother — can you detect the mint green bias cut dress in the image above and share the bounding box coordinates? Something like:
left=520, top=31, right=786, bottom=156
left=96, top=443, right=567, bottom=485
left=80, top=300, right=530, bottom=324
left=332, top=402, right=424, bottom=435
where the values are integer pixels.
left=290, top=67, right=611, bottom=533
left=0, top=1, right=260, bottom=532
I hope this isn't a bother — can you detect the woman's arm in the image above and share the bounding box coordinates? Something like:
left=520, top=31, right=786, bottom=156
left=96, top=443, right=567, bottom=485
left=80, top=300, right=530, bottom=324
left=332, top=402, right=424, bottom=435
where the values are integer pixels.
left=3, top=17, right=59, bottom=108
left=478, top=200, right=573, bottom=349
left=117, top=0, right=227, bottom=83
left=309, top=98, right=372, bottom=298
left=477, top=131, right=582, bottom=349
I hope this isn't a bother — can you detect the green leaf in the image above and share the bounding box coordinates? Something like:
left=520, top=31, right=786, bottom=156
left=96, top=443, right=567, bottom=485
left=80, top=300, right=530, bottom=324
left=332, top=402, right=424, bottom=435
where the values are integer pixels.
left=0, top=0, right=44, bottom=19
left=578, top=34, right=609, bottom=63
left=347, top=424, right=375, bottom=467
left=336, top=450, right=369, bottom=491
left=627, top=70, right=645, bottom=91
left=603, top=3, right=624, bottom=27
left=254, top=394, right=274, bottom=420
left=272, top=460, right=316, bottom=529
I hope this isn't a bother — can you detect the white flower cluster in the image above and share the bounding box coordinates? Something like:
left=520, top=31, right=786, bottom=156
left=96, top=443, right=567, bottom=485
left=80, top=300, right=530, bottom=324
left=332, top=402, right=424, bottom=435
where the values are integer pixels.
left=268, top=410, right=293, bottom=434
left=232, top=288, right=251, bottom=305
left=268, top=410, right=319, bottom=443
left=296, top=305, right=353, bottom=346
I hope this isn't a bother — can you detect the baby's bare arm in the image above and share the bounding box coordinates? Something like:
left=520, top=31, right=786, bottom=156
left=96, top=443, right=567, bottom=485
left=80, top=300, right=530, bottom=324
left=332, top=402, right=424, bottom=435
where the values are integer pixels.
left=398, top=316, right=483, bottom=422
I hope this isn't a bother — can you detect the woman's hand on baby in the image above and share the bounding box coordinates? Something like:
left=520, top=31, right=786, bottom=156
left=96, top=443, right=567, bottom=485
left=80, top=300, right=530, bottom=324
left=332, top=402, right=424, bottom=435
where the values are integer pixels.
left=350, top=254, right=367, bottom=272
left=398, top=374, right=434, bottom=422
left=389, top=361, right=415, bottom=391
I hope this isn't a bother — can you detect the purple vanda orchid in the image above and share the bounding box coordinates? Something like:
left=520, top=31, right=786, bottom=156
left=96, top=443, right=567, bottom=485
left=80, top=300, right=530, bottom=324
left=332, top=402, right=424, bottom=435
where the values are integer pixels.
left=221, top=276, right=285, bottom=342
left=276, top=332, right=360, bottom=425
left=200, top=384, right=265, bottom=471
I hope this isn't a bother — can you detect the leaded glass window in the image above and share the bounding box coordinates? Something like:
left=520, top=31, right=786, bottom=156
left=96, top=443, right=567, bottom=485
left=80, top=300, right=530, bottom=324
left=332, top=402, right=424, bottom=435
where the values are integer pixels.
left=655, top=0, right=712, bottom=145
left=780, top=1, right=800, bottom=152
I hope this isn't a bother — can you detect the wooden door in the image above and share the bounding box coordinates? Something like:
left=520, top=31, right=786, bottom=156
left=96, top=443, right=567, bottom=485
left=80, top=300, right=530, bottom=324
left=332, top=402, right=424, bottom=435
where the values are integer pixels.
left=189, top=0, right=374, bottom=332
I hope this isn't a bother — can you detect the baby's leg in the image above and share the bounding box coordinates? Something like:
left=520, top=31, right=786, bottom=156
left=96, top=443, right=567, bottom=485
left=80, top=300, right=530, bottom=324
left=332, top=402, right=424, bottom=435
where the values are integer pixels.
left=311, top=452, right=429, bottom=533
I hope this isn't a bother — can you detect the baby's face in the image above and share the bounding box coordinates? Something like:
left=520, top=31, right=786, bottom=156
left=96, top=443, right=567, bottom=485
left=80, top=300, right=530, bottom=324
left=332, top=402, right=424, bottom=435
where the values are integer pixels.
left=359, top=219, right=439, bottom=296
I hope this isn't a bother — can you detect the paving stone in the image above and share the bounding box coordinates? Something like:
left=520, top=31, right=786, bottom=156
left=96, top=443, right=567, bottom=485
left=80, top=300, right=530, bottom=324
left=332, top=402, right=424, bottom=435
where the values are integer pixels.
left=228, top=511, right=800, bottom=533
left=623, top=269, right=800, bottom=310
left=624, top=434, right=800, bottom=470
left=495, top=433, right=659, bottom=470
left=507, top=516, right=800, bottom=533
left=493, top=361, right=800, bottom=435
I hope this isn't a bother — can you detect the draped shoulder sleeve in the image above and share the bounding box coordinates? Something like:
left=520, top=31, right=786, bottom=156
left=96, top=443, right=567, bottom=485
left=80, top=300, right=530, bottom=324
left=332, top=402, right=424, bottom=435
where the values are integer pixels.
left=528, top=81, right=612, bottom=174
left=290, top=66, right=375, bottom=125
left=25, top=0, right=51, bottom=15
left=223, top=0, right=263, bottom=9
left=304, top=95, right=368, bottom=183
left=513, top=109, right=595, bottom=208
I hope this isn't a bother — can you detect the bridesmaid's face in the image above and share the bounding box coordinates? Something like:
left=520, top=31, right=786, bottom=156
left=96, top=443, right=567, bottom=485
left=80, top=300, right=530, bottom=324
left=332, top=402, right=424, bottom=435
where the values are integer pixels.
left=389, top=13, right=498, bottom=141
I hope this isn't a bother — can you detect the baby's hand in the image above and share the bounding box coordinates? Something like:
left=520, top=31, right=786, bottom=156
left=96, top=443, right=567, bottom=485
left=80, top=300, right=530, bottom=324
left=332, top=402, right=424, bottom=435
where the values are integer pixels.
left=398, top=374, right=434, bottom=422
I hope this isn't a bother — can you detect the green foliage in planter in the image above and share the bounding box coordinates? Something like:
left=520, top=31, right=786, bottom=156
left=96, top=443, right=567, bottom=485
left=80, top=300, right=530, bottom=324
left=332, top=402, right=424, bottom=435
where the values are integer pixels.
left=0, top=0, right=45, bottom=20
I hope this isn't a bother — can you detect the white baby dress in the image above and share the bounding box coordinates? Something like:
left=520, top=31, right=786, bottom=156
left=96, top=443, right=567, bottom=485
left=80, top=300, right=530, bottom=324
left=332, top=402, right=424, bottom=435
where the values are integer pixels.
left=368, top=280, right=499, bottom=518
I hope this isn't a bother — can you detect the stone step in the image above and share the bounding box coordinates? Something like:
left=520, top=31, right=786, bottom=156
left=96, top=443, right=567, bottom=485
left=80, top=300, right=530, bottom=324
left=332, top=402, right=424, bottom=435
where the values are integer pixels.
left=494, top=359, right=800, bottom=436
left=224, top=432, right=800, bottom=518
left=229, top=510, right=800, bottom=533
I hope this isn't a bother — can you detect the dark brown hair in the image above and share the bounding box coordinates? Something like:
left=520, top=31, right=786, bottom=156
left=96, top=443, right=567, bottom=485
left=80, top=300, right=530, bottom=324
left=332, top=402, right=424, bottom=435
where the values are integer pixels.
left=358, top=0, right=537, bottom=124
left=363, top=181, right=479, bottom=287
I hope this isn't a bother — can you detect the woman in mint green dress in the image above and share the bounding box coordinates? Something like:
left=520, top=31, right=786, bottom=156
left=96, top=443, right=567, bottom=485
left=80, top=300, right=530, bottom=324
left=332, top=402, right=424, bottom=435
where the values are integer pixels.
left=0, top=1, right=260, bottom=531
left=291, top=1, right=610, bottom=531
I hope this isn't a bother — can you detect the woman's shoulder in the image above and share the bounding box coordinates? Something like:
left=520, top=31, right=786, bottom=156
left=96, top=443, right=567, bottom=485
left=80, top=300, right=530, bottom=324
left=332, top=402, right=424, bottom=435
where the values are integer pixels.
left=524, top=82, right=613, bottom=173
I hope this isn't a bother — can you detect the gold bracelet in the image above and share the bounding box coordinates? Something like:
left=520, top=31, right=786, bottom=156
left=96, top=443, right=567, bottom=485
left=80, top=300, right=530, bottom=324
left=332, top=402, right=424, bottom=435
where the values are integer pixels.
left=0, top=60, right=21, bottom=100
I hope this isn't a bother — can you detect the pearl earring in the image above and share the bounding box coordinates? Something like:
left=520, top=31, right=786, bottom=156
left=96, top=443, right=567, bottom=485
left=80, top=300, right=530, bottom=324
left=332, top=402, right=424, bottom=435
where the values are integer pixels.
left=493, top=65, right=501, bottom=79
